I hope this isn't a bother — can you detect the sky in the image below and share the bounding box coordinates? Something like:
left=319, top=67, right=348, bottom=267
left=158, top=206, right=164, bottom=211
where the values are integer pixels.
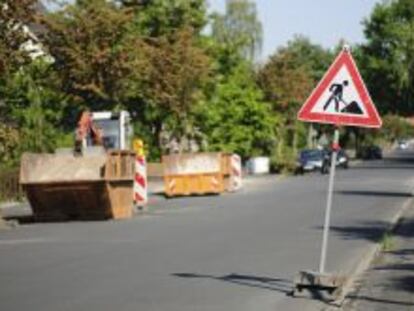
left=208, top=0, right=380, bottom=60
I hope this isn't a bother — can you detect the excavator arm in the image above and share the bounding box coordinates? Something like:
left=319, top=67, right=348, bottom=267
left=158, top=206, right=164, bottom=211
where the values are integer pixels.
left=74, top=110, right=103, bottom=154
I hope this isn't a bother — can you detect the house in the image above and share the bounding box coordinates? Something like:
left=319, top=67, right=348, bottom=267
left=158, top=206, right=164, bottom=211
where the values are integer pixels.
left=21, top=1, right=51, bottom=61
left=1, top=1, right=51, bottom=61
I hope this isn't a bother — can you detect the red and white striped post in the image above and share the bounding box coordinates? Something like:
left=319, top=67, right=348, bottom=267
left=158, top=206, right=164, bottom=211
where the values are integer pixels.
left=134, top=155, right=147, bottom=207
left=229, top=154, right=242, bottom=192
left=133, top=139, right=147, bottom=208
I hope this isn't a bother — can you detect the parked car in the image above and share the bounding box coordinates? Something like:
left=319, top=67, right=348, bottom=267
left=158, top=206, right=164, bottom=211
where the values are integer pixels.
left=296, top=148, right=349, bottom=174
left=321, top=148, right=349, bottom=174
left=296, top=149, right=326, bottom=174
left=398, top=140, right=408, bottom=150
left=357, top=145, right=383, bottom=160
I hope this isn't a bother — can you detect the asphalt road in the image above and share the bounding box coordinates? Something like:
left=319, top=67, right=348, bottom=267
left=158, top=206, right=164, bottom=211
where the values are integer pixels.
left=1, top=149, right=414, bottom=311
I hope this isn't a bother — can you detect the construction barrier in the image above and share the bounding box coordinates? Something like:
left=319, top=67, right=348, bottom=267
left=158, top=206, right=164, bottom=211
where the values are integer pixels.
left=134, top=155, right=148, bottom=206
left=228, top=154, right=243, bottom=192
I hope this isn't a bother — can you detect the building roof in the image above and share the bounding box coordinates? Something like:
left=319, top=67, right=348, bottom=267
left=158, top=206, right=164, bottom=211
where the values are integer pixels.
left=28, top=1, right=48, bottom=37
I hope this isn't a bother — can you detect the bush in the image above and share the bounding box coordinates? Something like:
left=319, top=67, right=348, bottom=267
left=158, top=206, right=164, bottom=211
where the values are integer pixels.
left=270, top=147, right=297, bottom=174
left=0, top=124, right=21, bottom=167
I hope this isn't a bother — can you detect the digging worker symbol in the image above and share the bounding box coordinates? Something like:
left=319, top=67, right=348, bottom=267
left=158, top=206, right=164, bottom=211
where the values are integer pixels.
left=323, top=80, right=349, bottom=112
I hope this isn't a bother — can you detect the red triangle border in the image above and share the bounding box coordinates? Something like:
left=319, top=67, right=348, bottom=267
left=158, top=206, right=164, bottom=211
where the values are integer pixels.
left=297, top=50, right=382, bottom=128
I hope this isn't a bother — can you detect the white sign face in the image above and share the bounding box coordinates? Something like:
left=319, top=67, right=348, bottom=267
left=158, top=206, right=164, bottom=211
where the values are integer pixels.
left=310, top=66, right=368, bottom=117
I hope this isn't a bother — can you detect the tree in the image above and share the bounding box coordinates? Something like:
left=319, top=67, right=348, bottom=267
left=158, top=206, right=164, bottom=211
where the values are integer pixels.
left=0, top=1, right=66, bottom=162
left=282, top=36, right=333, bottom=84
left=382, top=114, right=414, bottom=142
left=0, top=0, right=38, bottom=77
left=258, top=48, right=313, bottom=111
left=131, top=28, right=212, bottom=155
left=121, top=0, right=207, bottom=37
left=0, top=124, right=20, bottom=167
left=211, top=0, right=263, bottom=61
left=41, top=1, right=212, bottom=159
left=257, top=44, right=315, bottom=159
left=3, top=59, right=67, bottom=153
left=0, top=0, right=44, bottom=126
left=361, top=0, right=414, bottom=115
left=198, top=62, right=275, bottom=159
left=41, top=0, right=139, bottom=110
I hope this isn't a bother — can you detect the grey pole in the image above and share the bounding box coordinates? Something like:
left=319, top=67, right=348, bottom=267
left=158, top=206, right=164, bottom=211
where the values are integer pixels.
left=319, top=127, right=340, bottom=274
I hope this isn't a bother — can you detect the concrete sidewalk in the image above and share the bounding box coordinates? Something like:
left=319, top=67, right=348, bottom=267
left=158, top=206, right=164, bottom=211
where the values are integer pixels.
left=343, top=204, right=414, bottom=310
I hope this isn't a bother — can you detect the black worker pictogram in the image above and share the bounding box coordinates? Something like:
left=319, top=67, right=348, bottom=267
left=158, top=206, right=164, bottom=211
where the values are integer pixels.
left=323, top=80, right=363, bottom=115
left=323, top=80, right=349, bottom=112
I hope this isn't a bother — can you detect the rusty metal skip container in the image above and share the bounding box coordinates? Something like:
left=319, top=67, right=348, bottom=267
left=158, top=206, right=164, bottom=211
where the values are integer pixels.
left=20, top=150, right=135, bottom=221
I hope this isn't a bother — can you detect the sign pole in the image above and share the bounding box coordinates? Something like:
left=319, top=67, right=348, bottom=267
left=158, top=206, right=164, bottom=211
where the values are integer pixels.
left=294, top=46, right=382, bottom=297
left=319, top=127, right=339, bottom=274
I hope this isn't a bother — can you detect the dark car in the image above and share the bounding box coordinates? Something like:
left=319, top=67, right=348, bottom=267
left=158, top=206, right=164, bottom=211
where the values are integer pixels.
left=357, top=145, right=383, bottom=160
left=296, top=149, right=326, bottom=174
left=321, top=148, right=349, bottom=174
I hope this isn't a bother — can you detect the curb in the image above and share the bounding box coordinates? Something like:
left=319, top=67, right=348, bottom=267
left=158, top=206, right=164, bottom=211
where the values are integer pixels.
left=0, top=215, right=15, bottom=230
left=0, top=201, right=26, bottom=210
left=325, top=196, right=413, bottom=310
left=0, top=217, right=6, bottom=229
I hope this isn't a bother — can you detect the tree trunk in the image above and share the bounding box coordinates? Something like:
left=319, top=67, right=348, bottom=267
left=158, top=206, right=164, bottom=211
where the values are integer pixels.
left=307, top=124, right=314, bottom=148
left=292, top=121, right=299, bottom=154
left=277, top=127, right=285, bottom=158
left=155, top=121, right=164, bottom=156
left=0, top=213, right=6, bottom=228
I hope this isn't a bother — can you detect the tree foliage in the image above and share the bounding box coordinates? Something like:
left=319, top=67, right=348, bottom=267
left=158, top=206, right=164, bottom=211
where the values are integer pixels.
left=122, top=0, right=207, bottom=36
left=0, top=0, right=38, bottom=76
left=4, top=59, right=66, bottom=152
left=137, top=29, right=211, bottom=122
left=382, top=114, right=414, bottom=142
left=258, top=47, right=313, bottom=112
left=362, top=0, right=414, bottom=114
left=132, top=28, right=212, bottom=156
left=257, top=40, right=317, bottom=162
left=212, top=0, right=263, bottom=61
left=281, top=36, right=333, bottom=84
left=0, top=124, right=20, bottom=166
left=41, top=0, right=138, bottom=109
left=198, top=63, right=275, bottom=159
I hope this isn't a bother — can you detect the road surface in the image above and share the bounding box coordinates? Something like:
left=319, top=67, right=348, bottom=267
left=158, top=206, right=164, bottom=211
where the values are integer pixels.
left=1, top=150, right=414, bottom=311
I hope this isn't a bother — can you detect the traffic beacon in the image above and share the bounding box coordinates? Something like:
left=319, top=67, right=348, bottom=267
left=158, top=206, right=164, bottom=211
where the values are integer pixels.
left=293, top=46, right=382, bottom=300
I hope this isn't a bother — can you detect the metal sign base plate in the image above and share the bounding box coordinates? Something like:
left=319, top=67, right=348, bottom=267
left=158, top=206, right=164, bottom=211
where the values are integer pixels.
left=292, top=270, right=346, bottom=299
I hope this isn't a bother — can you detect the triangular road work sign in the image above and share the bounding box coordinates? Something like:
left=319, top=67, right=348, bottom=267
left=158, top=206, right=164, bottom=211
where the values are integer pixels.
left=298, top=47, right=382, bottom=128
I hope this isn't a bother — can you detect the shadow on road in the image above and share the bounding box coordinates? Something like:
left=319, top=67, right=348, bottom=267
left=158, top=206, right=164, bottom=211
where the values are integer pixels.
left=336, top=190, right=412, bottom=198
left=328, top=221, right=388, bottom=242
left=172, top=273, right=293, bottom=294
left=391, top=275, right=414, bottom=293
left=355, top=155, right=414, bottom=170
left=328, top=218, right=414, bottom=242
left=346, top=270, right=414, bottom=308
left=3, top=214, right=112, bottom=225
left=4, top=215, right=50, bottom=225
left=346, top=294, right=414, bottom=307
left=375, top=263, right=414, bottom=272
left=391, top=248, right=414, bottom=256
